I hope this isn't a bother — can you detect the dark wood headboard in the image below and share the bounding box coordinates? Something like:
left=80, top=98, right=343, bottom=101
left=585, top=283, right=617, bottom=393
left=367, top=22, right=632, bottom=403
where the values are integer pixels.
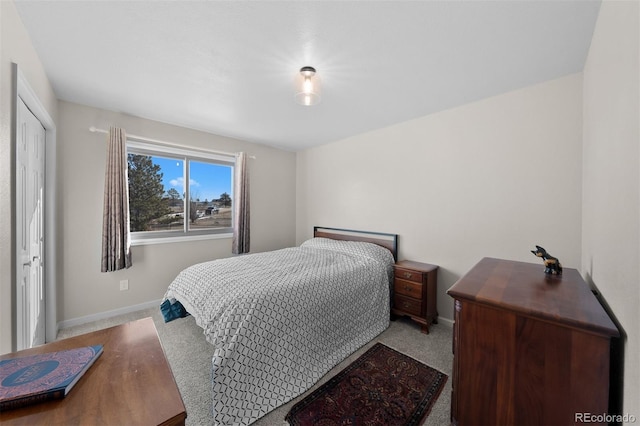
left=313, top=226, right=398, bottom=261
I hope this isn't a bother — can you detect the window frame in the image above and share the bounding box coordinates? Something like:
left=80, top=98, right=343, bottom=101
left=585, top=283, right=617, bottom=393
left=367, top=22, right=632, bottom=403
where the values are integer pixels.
left=126, top=139, right=235, bottom=246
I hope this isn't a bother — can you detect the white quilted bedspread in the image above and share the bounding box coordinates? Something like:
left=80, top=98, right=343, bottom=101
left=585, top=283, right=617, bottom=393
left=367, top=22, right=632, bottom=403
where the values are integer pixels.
left=163, top=237, right=394, bottom=425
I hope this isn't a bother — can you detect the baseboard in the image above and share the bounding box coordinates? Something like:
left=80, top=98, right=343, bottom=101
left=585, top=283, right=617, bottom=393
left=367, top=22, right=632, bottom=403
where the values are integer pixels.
left=437, top=316, right=454, bottom=327
left=58, top=299, right=162, bottom=330
left=58, top=300, right=454, bottom=330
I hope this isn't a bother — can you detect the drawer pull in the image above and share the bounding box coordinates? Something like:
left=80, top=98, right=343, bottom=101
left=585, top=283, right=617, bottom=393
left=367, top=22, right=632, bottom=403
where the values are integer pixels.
left=404, top=285, right=411, bottom=291
left=403, top=302, right=410, bottom=308
left=403, top=272, right=412, bottom=279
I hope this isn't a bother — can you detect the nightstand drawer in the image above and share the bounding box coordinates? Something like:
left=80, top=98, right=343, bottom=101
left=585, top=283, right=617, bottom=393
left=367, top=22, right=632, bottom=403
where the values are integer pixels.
left=394, top=267, right=422, bottom=283
left=394, top=294, right=422, bottom=316
left=395, top=278, right=423, bottom=299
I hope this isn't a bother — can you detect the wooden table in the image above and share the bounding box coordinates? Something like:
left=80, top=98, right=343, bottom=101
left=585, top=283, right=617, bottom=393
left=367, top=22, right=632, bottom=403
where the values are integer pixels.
left=0, top=317, right=186, bottom=425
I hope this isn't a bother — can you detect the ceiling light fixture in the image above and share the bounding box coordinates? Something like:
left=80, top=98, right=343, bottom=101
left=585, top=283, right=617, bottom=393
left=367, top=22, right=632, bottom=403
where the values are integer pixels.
left=295, top=66, right=321, bottom=106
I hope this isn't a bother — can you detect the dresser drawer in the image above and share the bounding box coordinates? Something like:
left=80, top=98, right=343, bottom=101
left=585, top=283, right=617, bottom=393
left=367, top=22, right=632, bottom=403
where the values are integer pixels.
left=394, top=267, right=423, bottom=283
left=394, top=294, right=422, bottom=316
left=395, top=278, right=423, bottom=299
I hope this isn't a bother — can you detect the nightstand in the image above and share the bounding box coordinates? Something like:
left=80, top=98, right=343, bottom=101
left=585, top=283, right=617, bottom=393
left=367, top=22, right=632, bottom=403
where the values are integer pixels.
left=391, top=260, right=438, bottom=334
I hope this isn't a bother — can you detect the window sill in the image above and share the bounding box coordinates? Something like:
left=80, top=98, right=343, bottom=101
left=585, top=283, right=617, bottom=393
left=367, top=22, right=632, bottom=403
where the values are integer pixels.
left=131, top=232, right=233, bottom=246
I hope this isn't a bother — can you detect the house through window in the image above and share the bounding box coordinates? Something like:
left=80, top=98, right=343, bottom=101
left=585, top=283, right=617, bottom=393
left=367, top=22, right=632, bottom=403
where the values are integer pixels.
left=127, top=140, right=234, bottom=244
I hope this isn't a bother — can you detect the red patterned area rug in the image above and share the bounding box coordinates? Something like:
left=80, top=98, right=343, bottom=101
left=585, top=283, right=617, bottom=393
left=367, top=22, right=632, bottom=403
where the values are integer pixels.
left=285, top=343, right=447, bottom=426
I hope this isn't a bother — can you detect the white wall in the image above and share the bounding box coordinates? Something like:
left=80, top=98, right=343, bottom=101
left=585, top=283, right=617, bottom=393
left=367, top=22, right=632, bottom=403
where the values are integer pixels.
left=297, top=74, right=583, bottom=322
left=0, top=0, right=58, bottom=354
left=582, top=0, right=639, bottom=417
left=56, top=101, right=296, bottom=323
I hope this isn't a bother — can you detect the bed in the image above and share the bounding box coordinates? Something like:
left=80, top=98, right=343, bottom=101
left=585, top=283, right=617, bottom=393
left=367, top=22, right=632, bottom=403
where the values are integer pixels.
left=162, top=227, right=398, bottom=425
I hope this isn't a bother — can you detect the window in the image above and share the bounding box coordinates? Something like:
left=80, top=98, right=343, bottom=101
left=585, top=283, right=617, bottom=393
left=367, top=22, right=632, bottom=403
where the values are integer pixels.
left=127, top=140, right=234, bottom=244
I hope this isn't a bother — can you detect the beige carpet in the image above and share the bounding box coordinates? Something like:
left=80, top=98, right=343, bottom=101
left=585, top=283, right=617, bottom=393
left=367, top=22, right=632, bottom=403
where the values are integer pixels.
left=58, top=308, right=453, bottom=425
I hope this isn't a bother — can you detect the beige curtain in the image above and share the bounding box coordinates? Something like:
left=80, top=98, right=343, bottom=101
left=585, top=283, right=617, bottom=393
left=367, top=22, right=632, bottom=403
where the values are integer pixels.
left=232, top=152, right=250, bottom=254
left=101, top=127, right=132, bottom=272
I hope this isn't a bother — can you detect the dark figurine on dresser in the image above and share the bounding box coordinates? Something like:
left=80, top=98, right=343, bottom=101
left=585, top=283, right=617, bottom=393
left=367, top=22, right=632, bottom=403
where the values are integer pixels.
left=531, top=245, right=563, bottom=275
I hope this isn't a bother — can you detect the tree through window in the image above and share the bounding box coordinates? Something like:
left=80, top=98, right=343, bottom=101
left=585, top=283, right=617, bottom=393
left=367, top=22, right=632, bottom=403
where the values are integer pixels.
left=126, top=141, right=234, bottom=242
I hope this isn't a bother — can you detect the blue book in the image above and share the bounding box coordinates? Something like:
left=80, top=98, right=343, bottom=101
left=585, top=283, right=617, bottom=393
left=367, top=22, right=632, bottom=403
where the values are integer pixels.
left=0, top=345, right=103, bottom=410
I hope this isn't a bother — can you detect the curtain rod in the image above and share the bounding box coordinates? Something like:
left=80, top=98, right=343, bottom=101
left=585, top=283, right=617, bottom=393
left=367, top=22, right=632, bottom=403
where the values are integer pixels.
left=89, top=126, right=256, bottom=159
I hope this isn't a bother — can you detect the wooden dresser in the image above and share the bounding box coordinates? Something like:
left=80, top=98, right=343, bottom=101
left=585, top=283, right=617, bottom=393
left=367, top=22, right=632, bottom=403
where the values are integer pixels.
left=447, top=257, right=619, bottom=426
left=392, top=260, right=438, bottom=334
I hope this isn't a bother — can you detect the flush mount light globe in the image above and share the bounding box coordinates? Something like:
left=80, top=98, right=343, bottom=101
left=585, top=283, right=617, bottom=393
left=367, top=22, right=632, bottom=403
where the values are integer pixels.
left=294, top=66, right=322, bottom=106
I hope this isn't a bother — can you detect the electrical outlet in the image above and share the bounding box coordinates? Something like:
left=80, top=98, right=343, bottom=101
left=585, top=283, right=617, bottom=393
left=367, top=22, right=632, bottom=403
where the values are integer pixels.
left=119, top=279, right=129, bottom=291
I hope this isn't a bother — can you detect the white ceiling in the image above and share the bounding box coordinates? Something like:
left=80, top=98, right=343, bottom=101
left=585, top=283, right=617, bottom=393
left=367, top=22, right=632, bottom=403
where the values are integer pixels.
left=15, top=0, right=601, bottom=152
